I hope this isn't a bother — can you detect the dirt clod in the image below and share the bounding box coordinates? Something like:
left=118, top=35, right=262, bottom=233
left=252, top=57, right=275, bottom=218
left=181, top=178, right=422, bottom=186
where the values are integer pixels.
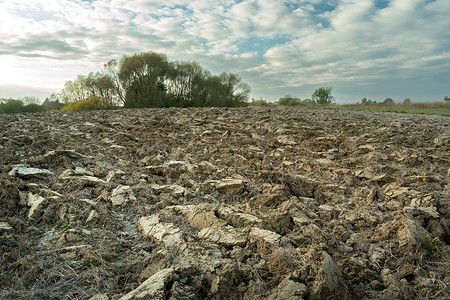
left=1, top=108, right=448, bottom=299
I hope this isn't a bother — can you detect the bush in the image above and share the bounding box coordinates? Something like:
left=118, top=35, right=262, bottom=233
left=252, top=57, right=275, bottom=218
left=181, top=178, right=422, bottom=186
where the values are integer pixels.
left=278, top=95, right=302, bottom=106
left=249, top=98, right=273, bottom=107
left=383, top=98, right=395, bottom=105
left=61, top=97, right=116, bottom=111
left=0, top=100, right=25, bottom=114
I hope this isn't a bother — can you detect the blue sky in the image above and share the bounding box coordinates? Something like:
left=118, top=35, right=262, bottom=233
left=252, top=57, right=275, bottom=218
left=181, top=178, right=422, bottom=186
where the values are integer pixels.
left=0, top=0, right=449, bottom=103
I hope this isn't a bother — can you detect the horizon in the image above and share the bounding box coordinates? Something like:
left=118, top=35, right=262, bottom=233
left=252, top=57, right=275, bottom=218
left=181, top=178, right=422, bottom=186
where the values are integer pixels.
left=1, top=0, right=449, bottom=104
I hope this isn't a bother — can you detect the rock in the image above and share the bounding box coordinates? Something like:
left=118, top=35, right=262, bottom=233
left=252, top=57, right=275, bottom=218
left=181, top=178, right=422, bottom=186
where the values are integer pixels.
left=198, top=161, right=218, bottom=173
left=404, top=206, right=439, bottom=219
left=119, top=268, right=174, bottom=300
left=369, top=246, right=385, bottom=268
left=44, top=149, right=91, bottom=160
left=396, top=264, right=414, bottom=280
left=166, top=205, right=196, bottom=216
left=138, top=215, right=183, bottom=247
left=249, top=227, right=282, bottom=251
left=146, top=161, right=197, bottom=176
left=198, top=226, right=247, bottom=247
left=58, top=244, right=92, bottom=260
left=24, top=192, right=49, bottom=220
left=79, top=176, right=107, bottom=186
left=277, top=136, right=297, bottom=146
left=380, top=268, right=417, bottom=299
left=74, top=167, right=94, bottom=176
left=8, top=164, right=52, bottom=178
left=268, top=277, right=307, bottom=300
left=28, top=196, right=47, bottom=219
left=89, top=294, right=109, bottom=300
left=290, top=209, right=311, bottom=226
left=86, top=210, right=100, bottom=226
left=150, top=184, right=187, bottom=198
left=398, top=218, right=430, bottom=250
left=337, top=244, right=354, bottom=253
left=187, top=203, right=227, bottom=230
left=257, top=184, right=292, bottom=207
left=174, top=243, right=226, bottom=273
left=309, top=252, right=353, bottom=300
left=0, top=222, right=13, bottom=232
left=56, top=229, right=82, bottom=249
left=216, top=179, right=245, bottom=194
left=110, top=185, right=136, bottom=206
left=216, top=205, right=264, bottom=228
left=210, top=262, right=248, bottom=297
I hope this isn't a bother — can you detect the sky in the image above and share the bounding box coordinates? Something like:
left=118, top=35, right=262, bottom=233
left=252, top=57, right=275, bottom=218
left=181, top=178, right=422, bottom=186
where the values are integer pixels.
left=0, top=0, right=449, bottom=104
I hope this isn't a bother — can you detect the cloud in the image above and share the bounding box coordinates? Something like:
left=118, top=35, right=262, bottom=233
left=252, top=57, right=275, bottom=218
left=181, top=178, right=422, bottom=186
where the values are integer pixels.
left=0, top=0, right=449, bottom=102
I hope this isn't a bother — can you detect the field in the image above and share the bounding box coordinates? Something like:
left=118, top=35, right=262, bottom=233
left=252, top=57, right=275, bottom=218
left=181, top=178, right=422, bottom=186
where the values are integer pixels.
left=329, top=102, right=450, bottom=116
left=0, top=107, right=449, bottom=299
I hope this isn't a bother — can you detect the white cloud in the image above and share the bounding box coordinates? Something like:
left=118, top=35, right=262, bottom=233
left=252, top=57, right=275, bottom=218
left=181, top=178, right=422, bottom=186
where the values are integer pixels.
left=0, top=0, right=449, bottom=102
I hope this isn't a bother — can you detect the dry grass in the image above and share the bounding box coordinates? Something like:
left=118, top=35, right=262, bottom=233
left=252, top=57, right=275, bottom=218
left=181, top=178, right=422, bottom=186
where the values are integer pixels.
left=333, top=101, right=450, bottom=116
left=266, top=248, right=304, bottom=284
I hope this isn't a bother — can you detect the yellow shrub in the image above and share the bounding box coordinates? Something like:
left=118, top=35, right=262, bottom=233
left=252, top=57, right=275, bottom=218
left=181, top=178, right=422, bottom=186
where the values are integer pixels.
left=61, top=97, right=115, bottom=111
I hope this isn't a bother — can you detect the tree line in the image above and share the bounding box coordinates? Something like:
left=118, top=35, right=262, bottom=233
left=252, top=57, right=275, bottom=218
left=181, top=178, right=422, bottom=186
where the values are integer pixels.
left=0, top=96, right=64, bottom=114
left=57, top=51, right=250, bottom=109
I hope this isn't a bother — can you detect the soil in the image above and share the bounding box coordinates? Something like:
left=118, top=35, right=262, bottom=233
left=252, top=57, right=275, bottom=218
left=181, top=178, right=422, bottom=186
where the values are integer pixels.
left=0, top=107, right=449, bottom=299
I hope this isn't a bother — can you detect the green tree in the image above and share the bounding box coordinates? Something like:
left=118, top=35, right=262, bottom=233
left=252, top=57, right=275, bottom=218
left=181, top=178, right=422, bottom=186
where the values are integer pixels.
left=206, top=72, right=250, bottom=107
left=0, top=99, right=24, bottom=113
left=383, top=98, right=395, bottom=105
left=312, top=87, right=335, bottom=104
left=444, top=96, right=449, bottom=102
left=104, top=59, right=126, bottom=105
left=360, top=97, right=376, bottom=105
left=278, top=95, right=301, bottom=106
left=166, top=61, right=210, bottom=107
left=119, top=52, right=170, bottom=108
left=21, top=96, right=41, bottom=105
left=403, top=98, right=412, bottom=105
left=249, top=97, right=272, bottom=107
left=302, top=98, right=314, bottom=105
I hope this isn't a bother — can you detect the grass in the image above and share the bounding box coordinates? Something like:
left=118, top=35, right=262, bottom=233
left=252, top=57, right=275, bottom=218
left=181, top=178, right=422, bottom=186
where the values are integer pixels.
left=327, top=102, right=450, bottom=116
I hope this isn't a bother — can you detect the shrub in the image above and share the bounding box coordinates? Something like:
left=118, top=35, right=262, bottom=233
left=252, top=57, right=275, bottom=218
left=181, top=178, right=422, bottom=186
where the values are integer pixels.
left=278, top=95, right=302, bottom=106
left=383, top=98, right=395, bottom=105
left=0, top=100, right=25, bottom=114
left=249, top=98, right=273, bottom=107
left=61, top=96, right=116, bottom=111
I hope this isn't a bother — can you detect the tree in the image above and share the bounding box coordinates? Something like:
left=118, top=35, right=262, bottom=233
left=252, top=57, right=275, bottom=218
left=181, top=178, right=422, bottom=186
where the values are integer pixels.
left=104, top=59, right=126, bottom=105
left=249, top=97, right=272, bottom=107
left=119, top=52, right=170, bottom=108
left=312, top=87, right=335, bottom=104
left=403, top=98, right=412, bottom=105
left=360, top=97, right=376, bottom=105
left=21, top=96, right=41, bottom=105
left=278, top=95, right=301, bottom=106
left=55, top=51, right=251, bottom=108
left=0, top=99, right=24, bottom=113
left=444, top=96, right=449, bottom=102
left=60, top=75, right=90, bottom=103
left=166, top=61, right=210, bottom=107
left=383, top=98, right=395, bottom=105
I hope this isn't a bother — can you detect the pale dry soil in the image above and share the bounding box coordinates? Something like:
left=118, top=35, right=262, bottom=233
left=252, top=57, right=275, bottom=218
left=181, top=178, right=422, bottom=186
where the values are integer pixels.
left=0, top=107, right=449, bottom=299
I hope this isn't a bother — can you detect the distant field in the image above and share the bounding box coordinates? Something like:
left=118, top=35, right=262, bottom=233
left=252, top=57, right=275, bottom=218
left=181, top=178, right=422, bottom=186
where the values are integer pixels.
left=328, top=103, right=450, bottom=116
